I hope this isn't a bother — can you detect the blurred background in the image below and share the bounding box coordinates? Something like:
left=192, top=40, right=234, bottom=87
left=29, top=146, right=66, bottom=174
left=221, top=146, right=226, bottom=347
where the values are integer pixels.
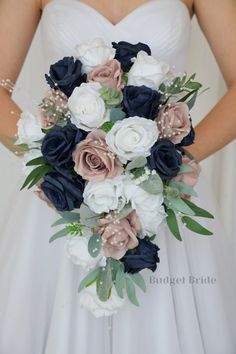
left=0, top=17, right=235, bottom=258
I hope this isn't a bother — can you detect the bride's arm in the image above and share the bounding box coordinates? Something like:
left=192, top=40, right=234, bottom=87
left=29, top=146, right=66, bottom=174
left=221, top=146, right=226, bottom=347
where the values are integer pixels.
left=186, top=0, right=236, bottom=161
left=0, top=0, right=42, bottom=150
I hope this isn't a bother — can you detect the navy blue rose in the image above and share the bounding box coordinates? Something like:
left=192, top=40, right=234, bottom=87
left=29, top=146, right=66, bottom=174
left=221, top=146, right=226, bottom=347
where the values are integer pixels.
left=147, top=139, right=182, bottom=180
left=45, top=57, right=86, bottom=97
left=41, top=170, right=85, bottom=212
left=112, top=41, right=151, bottom=71
left=121, top=238, right=160, bottom=274
left=178, top=118, right=195, bottom=146
left=41, top=123, right=87, bottom=169
left=123, top=85, right=161, bottom=119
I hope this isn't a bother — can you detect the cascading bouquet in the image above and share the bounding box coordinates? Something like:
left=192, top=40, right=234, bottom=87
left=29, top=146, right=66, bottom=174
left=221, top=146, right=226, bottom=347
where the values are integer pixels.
left=2, top=38, right=214, bottom=317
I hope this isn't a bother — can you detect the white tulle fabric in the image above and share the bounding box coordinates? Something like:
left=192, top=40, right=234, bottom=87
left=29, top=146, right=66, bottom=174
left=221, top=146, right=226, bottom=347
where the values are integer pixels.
left=0, top=1, right=236, bottom=353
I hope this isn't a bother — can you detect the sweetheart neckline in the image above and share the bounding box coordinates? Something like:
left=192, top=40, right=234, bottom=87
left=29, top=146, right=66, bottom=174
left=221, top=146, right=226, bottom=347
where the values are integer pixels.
left=42, top=0, right=191, bottom=28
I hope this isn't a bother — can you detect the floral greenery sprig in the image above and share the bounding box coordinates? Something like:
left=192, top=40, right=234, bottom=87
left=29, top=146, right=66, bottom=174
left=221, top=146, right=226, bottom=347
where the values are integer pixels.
left=9, top=37, right=215, bottom=317
left=159, top=73, right=203, bottom=109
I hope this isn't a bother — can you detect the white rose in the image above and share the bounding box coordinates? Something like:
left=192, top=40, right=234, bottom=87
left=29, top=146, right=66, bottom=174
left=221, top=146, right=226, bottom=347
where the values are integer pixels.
left=124, top=178, right=166, bottom=236
left=16, top=112, right=44, bottom=147
left=128, top=51, right=170, bottom=90
left=79, top=283, right=125, bottom=317
left=22, top=149, right=42, bottom=176
left=83, top=175, right=127, bottom=214
left=65, top=228, right=103, bottom=271
left=75, top=38, right=116, bottom=74
left=105, top=117, right=158, bottom=164
left=68, top=82, right=108, bottom=131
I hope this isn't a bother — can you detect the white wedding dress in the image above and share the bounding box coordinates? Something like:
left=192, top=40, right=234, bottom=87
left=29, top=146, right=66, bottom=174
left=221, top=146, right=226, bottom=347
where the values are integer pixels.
left=0, top=0, right=236, bottom=353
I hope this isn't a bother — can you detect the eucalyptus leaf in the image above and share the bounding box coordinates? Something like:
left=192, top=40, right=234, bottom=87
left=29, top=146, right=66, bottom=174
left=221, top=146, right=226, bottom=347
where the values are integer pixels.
left=169, top=181, right=198, bottom=197
left=139, top=173, right=163, bottom=195
left=78, top=268, right=100, bottom=293
left=88, top=234, right=102, bottom=258
left=59, top=211, right=80, bottom=223
left=79, top=204, right=99, bottom=228
left=125, top=277, right=139, bottom=306
left=49, top=228, right=68, bottom=243
left=178, top=164, right=194, bottom=174
left=129, top=273, right=146, bottom=292
left=110, top=108, right=126, bottom=122
left=115, top=203, right=133, bottom=221
left=115, top=266, right=126, bottom=298
left=182, top=216, right=213, bottom=236
left=51, top=218, right=68, bottom=227
left=183, top=199, right=214, bottom=219
left=96, top=262, right=113, bottom=302
left=166, top=207, right=182, bottom=241
left=126, top=156, right=147, bottom=171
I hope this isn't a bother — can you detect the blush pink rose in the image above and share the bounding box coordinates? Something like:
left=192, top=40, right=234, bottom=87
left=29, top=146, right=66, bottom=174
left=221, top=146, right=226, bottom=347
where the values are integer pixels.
left=87, top=59, right=124, bottom=89
left=72, top=129, right=123, bottom=182
left=39, top=89, right=68, bottom=129
left=155, top=102, right=191, bottom=144
left=94, top=210, right=141, bottom=260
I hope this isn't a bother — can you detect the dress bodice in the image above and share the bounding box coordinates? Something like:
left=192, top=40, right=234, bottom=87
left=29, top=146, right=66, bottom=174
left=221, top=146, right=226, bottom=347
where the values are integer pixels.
left=40, top=0, right=191, bottom=73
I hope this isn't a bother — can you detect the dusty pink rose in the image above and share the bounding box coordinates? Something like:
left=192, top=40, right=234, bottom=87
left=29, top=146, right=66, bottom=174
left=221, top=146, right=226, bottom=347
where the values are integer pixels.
left=94, top=210, right=141, bottom=260
left=72, top=129, right=123, bottom=182
left=34, top=188, right=56, bottom=210
left=87, top=59, right=124, bottom=89
left=39, top=89, right=68, bottom=129
left=174, top=156, right=201, bottom=199
left=155, top=102, right=191, bottom=144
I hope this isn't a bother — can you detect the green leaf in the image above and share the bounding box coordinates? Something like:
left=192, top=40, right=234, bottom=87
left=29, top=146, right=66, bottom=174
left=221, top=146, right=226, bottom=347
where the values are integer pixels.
left=79, top=204, right=99, bottom=228
left=88, top=234, right=102, bottom=258
left=21, top=165, right=51, bottom=190
left=49, top=228, right=68, bottom=243
left=183, top=199, right=214, bottom=219
left=51, top=218, right=68, bottom=227
left=114, top=266, right=126, bottom=298
left=165, top=196, right=195, bottom=216
left=181, top=216, right=213, bottom=236
left=101, top=121, right=114, bottom=133
left=115, top=203, right=133, bottom=221
left=185, top=82, right=202, bottom=90
left=25, top=156, right=47, bottom=167
left=110, top=108, right=126, bottom=122
left=129, top=273, right=146, bottom=292
left=96, top=262, right=113, bottom=302
left=59, top=211, right=80, bottom=223
left=169, top=181, right=198, bottom=197
left=178, top=164, right=194, bottom=174
left=125, top=277, right=139, bottom=306
left=166, top=207, right=182, bottom=241
left=187, top=90, right=198, bottom=110
left=180, top=73, right=187, bottom=86
left=126, top=156, right=147, bottom=171
left=139, top=173, right=163, bottom=195
left=144, top=234, right=156, bottom=242
left=178, top=89, right=198, bottom=103
left=78, top=268, right=100, bottom=293
left=185, top=73, right=196, bottom=84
